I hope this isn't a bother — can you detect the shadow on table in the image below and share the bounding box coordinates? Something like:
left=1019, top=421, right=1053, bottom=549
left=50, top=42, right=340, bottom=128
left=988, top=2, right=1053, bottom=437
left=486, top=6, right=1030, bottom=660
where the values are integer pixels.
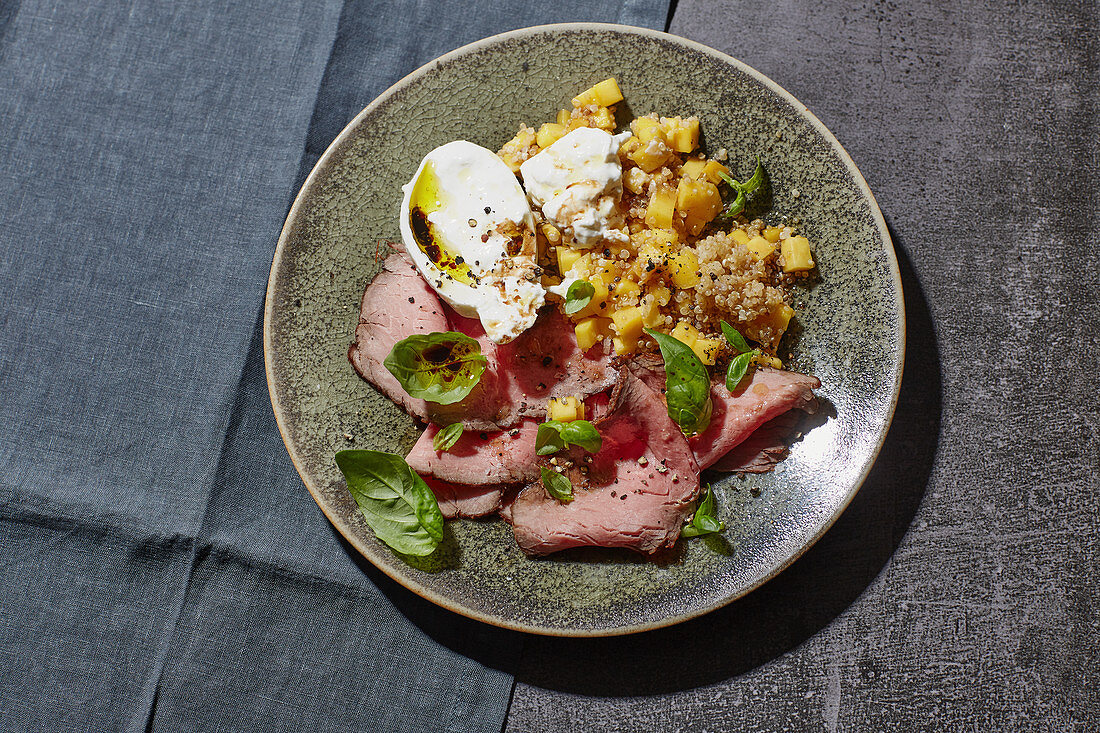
left=344, top=221, right=941, bottom=694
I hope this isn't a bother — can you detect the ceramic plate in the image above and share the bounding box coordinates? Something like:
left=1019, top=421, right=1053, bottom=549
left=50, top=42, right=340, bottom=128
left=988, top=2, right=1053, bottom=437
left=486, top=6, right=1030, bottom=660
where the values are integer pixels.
left=264, top=23, right=904, bottom=636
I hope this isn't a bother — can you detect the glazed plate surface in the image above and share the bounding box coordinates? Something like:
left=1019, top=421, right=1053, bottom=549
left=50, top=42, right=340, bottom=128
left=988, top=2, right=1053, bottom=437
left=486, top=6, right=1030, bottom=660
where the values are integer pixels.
left=264, top=23, right=904, bottom=636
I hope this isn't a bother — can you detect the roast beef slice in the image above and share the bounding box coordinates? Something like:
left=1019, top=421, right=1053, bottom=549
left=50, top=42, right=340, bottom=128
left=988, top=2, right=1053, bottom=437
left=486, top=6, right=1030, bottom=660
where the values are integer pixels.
left=510, top=373, right=701, bottom=556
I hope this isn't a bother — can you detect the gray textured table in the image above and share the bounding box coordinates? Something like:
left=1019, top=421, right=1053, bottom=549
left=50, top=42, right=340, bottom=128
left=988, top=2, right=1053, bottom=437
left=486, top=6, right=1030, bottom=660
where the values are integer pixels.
left=501, top=1, right=1100, bottom=729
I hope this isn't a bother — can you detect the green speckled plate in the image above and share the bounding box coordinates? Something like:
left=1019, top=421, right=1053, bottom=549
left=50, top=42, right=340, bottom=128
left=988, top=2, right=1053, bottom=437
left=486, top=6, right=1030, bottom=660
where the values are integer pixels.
left=264, top=24, right=904, bottom=636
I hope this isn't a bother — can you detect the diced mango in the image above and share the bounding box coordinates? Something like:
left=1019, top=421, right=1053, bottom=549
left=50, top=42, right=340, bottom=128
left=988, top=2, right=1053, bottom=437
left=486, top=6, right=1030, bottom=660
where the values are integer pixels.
left=632, top=227, right=679, bottom=253
left=574, top=317, right=611, bottom=351
left=641, top=299, right=663, bottom=328
left=556, top=246, right=583, bottom=275
left=763, top=226, right=782, bottom=243
left=536, top=122, right=567, bottom=148
left=613, top=278, right=641, bottom=297
left=691, top=337, right=722, bottom=365
left=644, top=185, right=677, bottom=229
left=623, top=166, right=649, bottom=194
left=629, top=138, right=672, bottom=172
left=611, top=306, right=645, bottom=344
left=592, top=106, right=615, bottom=131
left=680, top=158, right=706, bottom=180
left=781, top=236, right=815, bottom=272
left=730, top=229, right=750, bottom=246
left=649, top=284, right=672, bottom=306
left=667, top=248, right=700, bottom=289
left=756, top=303, right=795, bottom=349
left=746, top=235, right=775, bottom=261
left=556, top=109, right=571, bottom=125
left=498, top=127, right=536, bottom=173
left=752, top=353, right=783, bottom=369
left=573, top=78, right=624, bottom=108
left=631, top=117, right=665, bottom=144
left=612, top=336, right=636, bottom=355
left=662, top=116, right=700, bottom=153
left=676, top=177, right=723, bottom=236
left=549, top=396, right=584, bottom=422
left=671, top=321, right=700, bottom=348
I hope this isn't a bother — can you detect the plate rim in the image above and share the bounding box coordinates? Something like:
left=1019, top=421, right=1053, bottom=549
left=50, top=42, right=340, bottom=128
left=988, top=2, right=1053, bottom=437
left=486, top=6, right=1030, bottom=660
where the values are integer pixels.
left=263, top=22, right=906, bottom=637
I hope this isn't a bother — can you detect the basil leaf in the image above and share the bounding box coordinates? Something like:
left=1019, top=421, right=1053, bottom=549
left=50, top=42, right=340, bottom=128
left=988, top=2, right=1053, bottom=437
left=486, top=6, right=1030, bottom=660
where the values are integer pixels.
left=681, top=484, right=725, bottom=538
left=536, top=421, right=567, bottom=456
left=335, top=450, right=444, bottom=556
left=720, top=320, right=751, bottom=354
left=559, top=420, right=603, bottom=454
left=725, top=349, right=758, bottom=392
left=536, top=419, right=602, bottom=455
left=540, top=465, right=574, bottom=503
left=562, top=279, right=595, bottom=315
left=383, top=331, right=487, bottom=405
left=432, top=422, right=464, bottom=452
left=717, top=158, right=764, bottom=219
left=741, top=158, right=765, bottom=195
left=646, top=328, right=713, bottom=437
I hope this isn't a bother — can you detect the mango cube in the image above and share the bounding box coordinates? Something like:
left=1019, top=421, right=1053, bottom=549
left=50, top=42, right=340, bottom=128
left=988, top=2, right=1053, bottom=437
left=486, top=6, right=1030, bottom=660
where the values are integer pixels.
left=556, top=109, right=571, bottom=125
left=574, top=316, right=611, bottom=351
left=549, top=396, right=584, bottom=422
left=612, top=336, right=636, bottom=356
left=611, top=306, right=645, bottom=345
left=498, top=127, right=536, bottom=173
left=757, top=303, right=794, bottom=349
left=662, top=116, right=700, bottom=153
left=730, top=229, right=750, bottom=246
left=671, top=321, right=700, bottom=348
left=644, top=186, right=677, bottom=229
left=536, top=122, right=568, bottom=149
left=746, top=235, right=775, bottom=261
left=573, top=78, right=624, bottom=108
left=763, top=226, right=782, bottom=243
left=613, top=278, right=641, bottom=297
left=629, top=138, right=672, bottom=172
left=667, top=248, right=701, bottom=289
left=691, top=337, right=722, bottom=365
left=649, top=284, right=672, bottom=306
left=781, top=236, right=815, bottom=272
left=570, top=278, right=609, bottom=319
left=632, top=117, right=665, bottom=144
left=556, top=247, right=582, bottom=275
left=680, top=158, right=706, bottom=180
left=676, top=177, right=723, bottom=236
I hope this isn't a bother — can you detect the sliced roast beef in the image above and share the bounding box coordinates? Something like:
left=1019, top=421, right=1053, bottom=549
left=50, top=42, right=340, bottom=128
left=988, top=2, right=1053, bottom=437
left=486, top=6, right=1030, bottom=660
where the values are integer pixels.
left=351, top=255, right=618, bottom=429
left=406, top=419, right=540, bottom=486
left=450, top=310, right=619, bottom=426
left=421, top=475, right=504, bottom=519
left=709, top=410, right=804, bottom=473
left=509, top=373, right=701, bottom=555
left=690, top=367, right=820, bottom=470
left=348, top=252, right=449, bottom=421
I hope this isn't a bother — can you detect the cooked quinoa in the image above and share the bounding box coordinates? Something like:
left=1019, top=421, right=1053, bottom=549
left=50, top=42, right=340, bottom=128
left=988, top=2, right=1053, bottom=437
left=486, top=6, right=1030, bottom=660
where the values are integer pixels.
left=498, top=79, right=816, bottom=367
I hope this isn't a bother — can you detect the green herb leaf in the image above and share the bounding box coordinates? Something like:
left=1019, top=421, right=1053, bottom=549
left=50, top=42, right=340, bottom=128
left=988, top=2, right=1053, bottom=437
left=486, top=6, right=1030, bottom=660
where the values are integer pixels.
left=720, top=320, right=751, bottom=354
left=536, top=419, right=602, bottom=455
left=725, top=349, right=758, bottom=392
left=559, top=420, right=603, bottom=454
left=741, top=158, right=765, bottom=195
left=335, top=450, right=445, bottom=556
left=717, top=158, right=764, bottom=219
left=535, top=421, right=567, bottom=456
left=646, top=328, right=713, bottom=437
left=432, top=422, right=464, bottom=452
left=383, top=331, right=487, bottom=405
left=562, top=279, right=595, bottom=315
left=681, top=484, right=725, bottom=538
left=540, top=465, right=574, bottom=503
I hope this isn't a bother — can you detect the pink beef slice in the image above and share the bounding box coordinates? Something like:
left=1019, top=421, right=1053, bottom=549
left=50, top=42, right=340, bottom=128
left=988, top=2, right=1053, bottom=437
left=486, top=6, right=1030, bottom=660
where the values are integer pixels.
left=348, top=253, right=449, bottom=421
left=406, top=419, right=540, bottom=486
left=690, top=367, right=820, bottom=470
left=450, top=310, right=620, bottom=426
left=709, top=410, right=806, bottom=473
left=421, top=476, right=504, bottom=519
left=509, top=373, right=701, bottom=556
